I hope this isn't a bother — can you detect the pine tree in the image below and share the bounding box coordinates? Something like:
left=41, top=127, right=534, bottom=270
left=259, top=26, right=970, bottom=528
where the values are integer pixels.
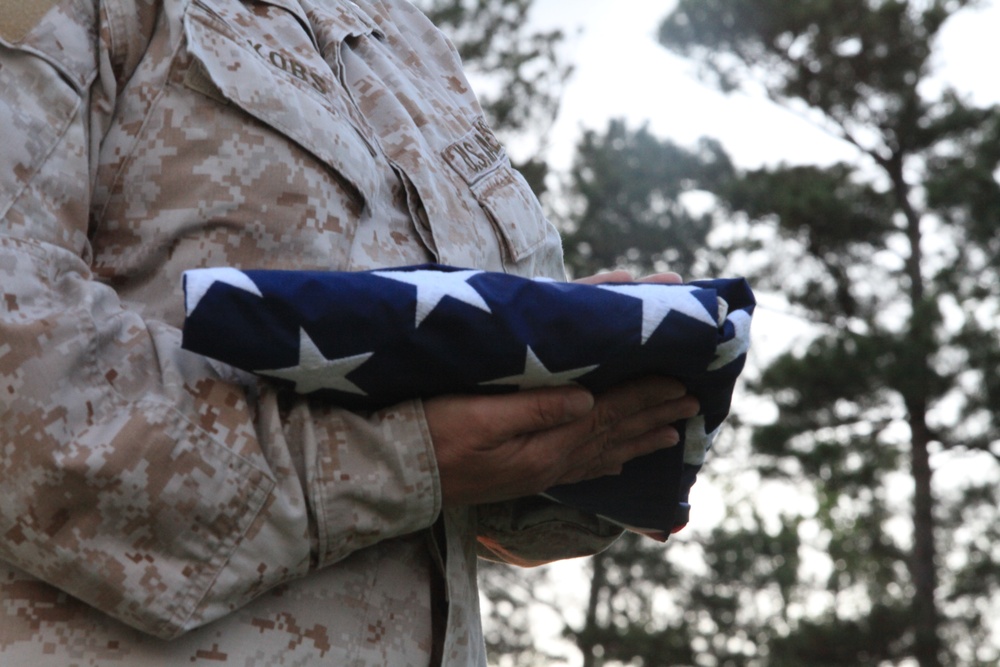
left=559, top=119, right=732, bottom=279
left=658, top=1, right=1000, bottom=664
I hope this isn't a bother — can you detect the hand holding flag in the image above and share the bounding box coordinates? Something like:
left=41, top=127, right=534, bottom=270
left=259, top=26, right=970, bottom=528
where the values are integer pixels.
left=181, top=264, right=754, bottom=536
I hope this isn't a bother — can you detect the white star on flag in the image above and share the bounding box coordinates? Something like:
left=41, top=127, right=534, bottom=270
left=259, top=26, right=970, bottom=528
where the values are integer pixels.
left=181, top=264, right=756, bottom=536
left=682, top=415, right=721, bottom=466
left=481, top=346, right=598, bottom=390
left=184, top=267, right=263, bottom=313
left=598, top=284, right=717, bottom=344
left=708, top=310, right=752, bottom=371
left=259, top=328, right=372, bottom=395
left=373, top=269, right=492, bottom=327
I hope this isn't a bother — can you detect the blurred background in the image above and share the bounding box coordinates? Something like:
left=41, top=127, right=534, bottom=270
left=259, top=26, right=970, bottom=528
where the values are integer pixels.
left=413, top=1, right=1000, bottom=665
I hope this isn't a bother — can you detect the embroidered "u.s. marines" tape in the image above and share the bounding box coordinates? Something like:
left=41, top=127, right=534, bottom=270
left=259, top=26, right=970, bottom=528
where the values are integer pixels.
left=0, top=0, right=59, bottom=44
left=442, top=117, right=507, bottom=186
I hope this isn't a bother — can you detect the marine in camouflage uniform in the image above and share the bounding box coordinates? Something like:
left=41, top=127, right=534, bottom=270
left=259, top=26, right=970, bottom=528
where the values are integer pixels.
left=0, top=0, right=691, bottom=664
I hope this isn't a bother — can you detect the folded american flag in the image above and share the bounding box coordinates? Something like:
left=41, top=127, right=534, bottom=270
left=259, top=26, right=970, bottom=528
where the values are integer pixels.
left=181, top=265, right=754, bottom=536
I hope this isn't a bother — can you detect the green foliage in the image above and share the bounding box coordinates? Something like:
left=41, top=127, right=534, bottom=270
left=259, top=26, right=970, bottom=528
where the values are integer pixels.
left=721, top=162, right=897, bottom=321
left=567, top=533, right=707, bottom=667
left=656, top=1, right=1000, bottom=666
left=723, top=164, right=894, bottom=254
left=414, top=0, right=571, bottom=152
left=924, top=99, right=1000, bottom=251
left=705, top=514, right=802, bottom=613
left=658, top=0, right=979, bottom=154
left=767, top=604, right=913, bottom=666
left=477, top=559, right=569, bottom=667
left=561, top=119, right=733, bottom=277
left=430, top=0, right=1000, bottom=665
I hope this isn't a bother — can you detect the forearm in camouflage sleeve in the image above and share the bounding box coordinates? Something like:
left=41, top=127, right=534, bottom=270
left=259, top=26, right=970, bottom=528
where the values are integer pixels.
left=0, top=1, right=439, bottom=639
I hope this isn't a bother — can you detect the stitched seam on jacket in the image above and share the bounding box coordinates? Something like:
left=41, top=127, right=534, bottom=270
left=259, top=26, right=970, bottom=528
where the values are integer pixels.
left=1, top=235, right=278, bottom=638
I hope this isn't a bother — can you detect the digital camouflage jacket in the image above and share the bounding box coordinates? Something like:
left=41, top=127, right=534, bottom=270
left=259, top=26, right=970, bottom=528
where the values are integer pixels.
left=0, top=0, right=620, bottom=664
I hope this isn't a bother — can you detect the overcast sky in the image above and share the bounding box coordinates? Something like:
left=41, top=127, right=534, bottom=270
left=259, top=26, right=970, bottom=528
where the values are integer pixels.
left=530, top=0, right=1000, bottom=172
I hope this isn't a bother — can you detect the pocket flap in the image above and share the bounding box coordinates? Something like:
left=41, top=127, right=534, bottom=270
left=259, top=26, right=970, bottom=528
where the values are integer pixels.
left=473, top=167, right=549, bottom=263
left=184, top=3, right=380, bottom=210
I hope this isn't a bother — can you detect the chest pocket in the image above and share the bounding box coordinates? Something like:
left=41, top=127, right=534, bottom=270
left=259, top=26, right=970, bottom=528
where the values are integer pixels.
left=470, top=164, right=550, bottom=264
left=183, top=0, right=380, bottom=210
left=442, top=118, right=553, bottom=265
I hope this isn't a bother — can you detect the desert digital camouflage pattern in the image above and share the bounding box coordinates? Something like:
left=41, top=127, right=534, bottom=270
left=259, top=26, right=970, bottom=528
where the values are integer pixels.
left=0, top=0, right=621, bottom=664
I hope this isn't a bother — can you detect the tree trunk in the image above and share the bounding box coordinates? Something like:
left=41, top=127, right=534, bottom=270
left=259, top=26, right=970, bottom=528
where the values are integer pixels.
left=580, top=554, right=608, bottom=667
left=891, top=155, right=943, bottom=667
left=909, top=406, right=942, bottom=667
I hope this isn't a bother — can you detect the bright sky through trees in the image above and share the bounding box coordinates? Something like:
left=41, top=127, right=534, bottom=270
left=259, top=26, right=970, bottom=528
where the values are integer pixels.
left=532, top=0, right=1000, bottom=172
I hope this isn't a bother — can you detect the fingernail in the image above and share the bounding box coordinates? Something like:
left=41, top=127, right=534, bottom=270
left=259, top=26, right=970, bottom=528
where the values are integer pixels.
left=662, top=426, right=680, bottom=446
left=659, top=379, right=687, bottom=400
left=564, top=389, right=595, bottom=418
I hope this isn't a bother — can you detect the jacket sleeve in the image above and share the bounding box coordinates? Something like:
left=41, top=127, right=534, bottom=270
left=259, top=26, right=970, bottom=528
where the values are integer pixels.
left=475, top=497, right=622, bottom=567
left=0, top=2, right=440, bottom=640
